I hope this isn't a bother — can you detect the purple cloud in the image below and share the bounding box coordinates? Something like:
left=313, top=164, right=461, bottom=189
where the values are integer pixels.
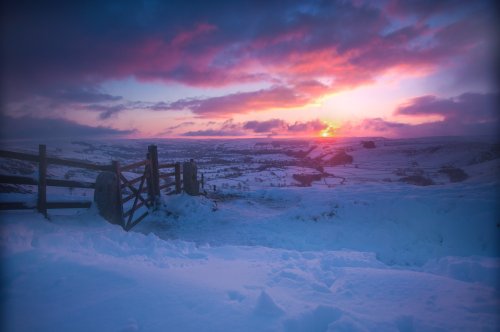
left=396, top=92, right=499, bottom=124
left=288, top=120, right=325, bottom=132
left=178, top=118, right=328, bottom=136
left=182, top=129, right=245, bottom=137
left=160, top=86, right=308, bottom=117
left=0, top=115, right=134, bottom=139
left=243, top=119, right=287, bottom=133
left=349, top=92, right=499, bottom=137
left=44, top=87, right=122, bottom=104
left=86, top=104, right=127, bottom=120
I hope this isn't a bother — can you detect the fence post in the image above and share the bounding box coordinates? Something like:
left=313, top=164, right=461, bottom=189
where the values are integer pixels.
left=37, top=144, right=47, bottom=218
left=112, top=160, right=124, bottom=228
left=175, top=162, right=181, bottom=194
left=147, top=145, right=160, bottom=205
left=146, top=151, right=154, bottom=204
left=182, top=159, right=199, bottom=195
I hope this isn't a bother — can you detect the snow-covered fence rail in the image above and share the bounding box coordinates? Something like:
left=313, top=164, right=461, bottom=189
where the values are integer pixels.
left=0, top=144, right=190, bottom=231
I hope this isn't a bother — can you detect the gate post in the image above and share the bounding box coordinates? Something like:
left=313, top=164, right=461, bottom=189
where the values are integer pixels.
left=94, top=162, right=123, bottom=227
left=37, top=144, right=47, bottom=218
left=175, top=162, right=181, bottom=194
left=147, top=145, right=160, bottom=206
left=182, top=159, right=199, bottom=195
left=113, top=161, right=124, bottom=227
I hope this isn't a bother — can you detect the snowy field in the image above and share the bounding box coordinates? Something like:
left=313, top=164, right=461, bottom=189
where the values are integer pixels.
left=1, top=136, right=499, bottom=331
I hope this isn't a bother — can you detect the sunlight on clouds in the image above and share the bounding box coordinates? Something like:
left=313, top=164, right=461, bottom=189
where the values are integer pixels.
left=319, top=120, right=340, bottom=137
left=320, top=73, right=433, bottom=122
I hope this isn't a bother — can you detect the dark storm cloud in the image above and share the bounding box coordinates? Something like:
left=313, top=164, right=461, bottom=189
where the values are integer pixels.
left=0, top=115, right=134, bottom=139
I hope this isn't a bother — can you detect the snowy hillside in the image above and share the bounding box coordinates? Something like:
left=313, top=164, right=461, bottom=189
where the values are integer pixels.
left=1, top=136, right=499, bottom=331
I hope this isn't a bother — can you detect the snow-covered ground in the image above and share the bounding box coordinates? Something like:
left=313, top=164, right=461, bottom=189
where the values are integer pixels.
left=1, top=137, right=499, bottom=331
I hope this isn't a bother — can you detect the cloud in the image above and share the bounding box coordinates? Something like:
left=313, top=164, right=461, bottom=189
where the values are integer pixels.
left=342, top=91, right=500, bottom=137
left=2, top=0, right=497, bottom=136
left=158, top=86, right=309, bottom=117
left=288, top=119, right=326, bottom=132
left=386, top=0, right=467, bottom=19
left=44, top=87, right=122, bottom=104
left=86, top=104, right=127, bottom=120
left=181, top=129, right=245, bottom=137
left=0, top=115, right=134, bottom=140
left=349, top=117, right=496, bottom=138
left=243, top=119, right=287, bottom=133
left=3, top=1, right=495, bottom=95
left=166, top=121, right=196, bottom=130
left=158, top=121, right=196, bottom=136
left=149, top=80, right=329, bottom=118
left=396, top=92, right=499, bottom=124
left=3, top=84, right=128, bottom=122
left=178, top=118, right=328, bottom=137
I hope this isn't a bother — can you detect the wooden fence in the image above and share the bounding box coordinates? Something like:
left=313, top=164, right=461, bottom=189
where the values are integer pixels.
left=0, top=144, right=183, bottom=231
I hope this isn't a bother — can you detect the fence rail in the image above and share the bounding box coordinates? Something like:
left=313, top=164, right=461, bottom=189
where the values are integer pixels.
left=0, top=145, right=113, bottom=216
left=0, top=149, right=112, bottom=171
left=120, top=159, right=150, bottom=172
left=0, top=150, right=40, bottom=162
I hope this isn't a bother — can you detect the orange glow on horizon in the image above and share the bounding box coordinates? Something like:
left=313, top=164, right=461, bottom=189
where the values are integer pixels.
left=319, top=120, right=339, bottom=138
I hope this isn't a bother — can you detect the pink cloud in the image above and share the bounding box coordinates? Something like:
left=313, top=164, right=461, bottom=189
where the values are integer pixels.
left=243, top=119, right=287, bottom=133
left=179, top=118, right=328, bottom=137
left=288, top=119, right=326, bottom=132
left=163, top=86, right=310, bottom=117
left=171, top=23, right=217, bottom=47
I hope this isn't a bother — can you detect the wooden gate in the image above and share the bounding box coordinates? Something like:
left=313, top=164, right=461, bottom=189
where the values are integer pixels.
left=114, top=145, right=181, bottom=231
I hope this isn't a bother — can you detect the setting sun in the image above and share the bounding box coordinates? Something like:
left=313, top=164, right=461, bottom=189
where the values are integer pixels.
left=319, top=120, right=338, bottom=138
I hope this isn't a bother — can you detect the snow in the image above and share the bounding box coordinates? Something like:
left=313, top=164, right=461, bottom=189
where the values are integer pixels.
left=1, top=137, right=499, bottom=331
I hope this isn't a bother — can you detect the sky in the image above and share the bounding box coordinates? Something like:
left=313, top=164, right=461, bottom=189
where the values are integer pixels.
left=1, top=0, right=498, bottom=139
